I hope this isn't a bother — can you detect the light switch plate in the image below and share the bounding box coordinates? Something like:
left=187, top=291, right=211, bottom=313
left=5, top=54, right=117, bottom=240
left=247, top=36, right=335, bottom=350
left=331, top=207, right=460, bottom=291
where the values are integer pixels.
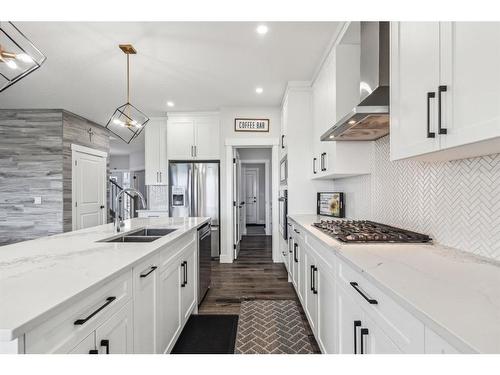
left=34, top=196, right=42, bottom=205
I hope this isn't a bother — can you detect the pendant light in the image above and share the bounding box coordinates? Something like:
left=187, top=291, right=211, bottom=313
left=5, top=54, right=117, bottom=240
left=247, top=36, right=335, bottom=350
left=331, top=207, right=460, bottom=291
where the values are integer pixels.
left=105, top=44, right=149, bottom=144
left=0, top=22, right=46, bottom=93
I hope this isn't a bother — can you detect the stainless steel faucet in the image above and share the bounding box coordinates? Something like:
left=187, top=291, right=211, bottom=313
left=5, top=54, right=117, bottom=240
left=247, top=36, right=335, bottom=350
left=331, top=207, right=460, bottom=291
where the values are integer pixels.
left=114, top=188, right=147, bottom=232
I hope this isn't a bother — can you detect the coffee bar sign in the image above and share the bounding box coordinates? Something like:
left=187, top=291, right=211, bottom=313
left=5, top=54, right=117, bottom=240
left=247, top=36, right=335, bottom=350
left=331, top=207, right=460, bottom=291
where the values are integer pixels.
left=234, top=118, right=270, bottom=132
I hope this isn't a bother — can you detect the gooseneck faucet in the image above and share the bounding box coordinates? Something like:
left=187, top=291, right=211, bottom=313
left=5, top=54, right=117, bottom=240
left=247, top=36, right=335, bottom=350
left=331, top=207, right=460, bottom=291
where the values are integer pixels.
left=114, top=188, right=147, bottom=232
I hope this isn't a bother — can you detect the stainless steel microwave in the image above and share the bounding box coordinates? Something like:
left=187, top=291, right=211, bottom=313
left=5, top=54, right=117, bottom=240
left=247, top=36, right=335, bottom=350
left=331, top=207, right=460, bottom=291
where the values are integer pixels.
left=280, top=156, right=287, bottom=185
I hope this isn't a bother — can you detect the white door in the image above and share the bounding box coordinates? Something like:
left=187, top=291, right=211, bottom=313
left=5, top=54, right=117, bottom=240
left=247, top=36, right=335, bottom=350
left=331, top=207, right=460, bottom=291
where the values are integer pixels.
left=232, top=150, right=242, bottom=259
left=245, top=169, right=258, bottom=224
left=73, top=149, right=106, bottom=230
left=180, top=244, right=197, bottom=322
left=158, top=260, right=182, bottom=353
left=95, top=301, right=133, bottom=354
left=167, top=119, right=195, bottom=160
left=133, top=255, right=159, bottom=354
left=194, top=117, right=220, bottom=159
left=390, top=22, right=441, bottom=160
left=440, top=22, right=500, bottom=151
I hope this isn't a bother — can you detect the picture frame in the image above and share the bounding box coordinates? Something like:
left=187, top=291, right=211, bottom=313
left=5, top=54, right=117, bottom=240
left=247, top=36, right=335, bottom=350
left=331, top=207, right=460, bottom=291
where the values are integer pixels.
left=234, top=118, right=270, bottom=132
left=317, top=192, right=345, bottom=218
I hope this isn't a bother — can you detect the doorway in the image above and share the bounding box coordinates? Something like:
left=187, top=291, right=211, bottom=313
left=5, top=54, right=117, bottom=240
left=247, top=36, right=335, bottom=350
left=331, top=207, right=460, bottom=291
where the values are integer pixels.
left=71, top=144, right=107, bottom=230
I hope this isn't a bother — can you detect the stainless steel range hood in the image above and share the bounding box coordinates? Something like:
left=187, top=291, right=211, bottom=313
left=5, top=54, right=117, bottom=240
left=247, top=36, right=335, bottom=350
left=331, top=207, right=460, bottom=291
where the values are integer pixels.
left=321, top=22, right=390, bottom=141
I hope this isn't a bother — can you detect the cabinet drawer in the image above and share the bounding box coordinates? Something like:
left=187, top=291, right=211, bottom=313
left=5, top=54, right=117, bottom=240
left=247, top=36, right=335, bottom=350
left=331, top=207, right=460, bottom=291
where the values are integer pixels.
left=160, top=231, right=196, bottom=269
left=25, top=271, right=132, bottom=353
left=337, top=259, right=424, bottom=353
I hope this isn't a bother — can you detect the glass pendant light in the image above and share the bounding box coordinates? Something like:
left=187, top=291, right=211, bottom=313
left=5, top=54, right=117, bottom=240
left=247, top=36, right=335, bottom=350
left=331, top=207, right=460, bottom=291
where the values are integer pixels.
left=0, top=22, right=46, bottom=93
left=106, top=44, right=149, bottom=144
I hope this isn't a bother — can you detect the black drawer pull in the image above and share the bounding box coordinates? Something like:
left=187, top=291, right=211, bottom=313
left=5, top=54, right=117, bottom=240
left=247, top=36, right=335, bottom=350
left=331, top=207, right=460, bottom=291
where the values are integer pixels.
left=438, top=85, right=447, bottom=134
left=310, top=265, right=315, bottom=291
left=89, top=349, right=98, bottom=354
left=181, top=262, right=186, bottom=287
left=350, top=282, right=378, bottom=305
left=294, top=229, right=300, bottom=234
left=313, top=266, right=318, bottom=294
left=281, top=134, right=285, bottom=149
left=353, top=320, right=361, bottom=354
left=427, top=92, right=436, bottom=138
left=139, top=266, right=157, bottom=278
left=294, top=243, right=298, bottom=263
left=184, top=261, right=188, bottom=286
left=360, top=328, right=369, bottom=354
left=74, top=296, right=116, bottom=325
left=100, top=339, right=110, bottom=354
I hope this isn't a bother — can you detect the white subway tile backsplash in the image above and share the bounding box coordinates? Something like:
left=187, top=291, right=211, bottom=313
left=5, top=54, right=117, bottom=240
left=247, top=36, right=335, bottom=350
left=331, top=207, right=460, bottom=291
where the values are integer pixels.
left=334, top=136, right=500, bottom=260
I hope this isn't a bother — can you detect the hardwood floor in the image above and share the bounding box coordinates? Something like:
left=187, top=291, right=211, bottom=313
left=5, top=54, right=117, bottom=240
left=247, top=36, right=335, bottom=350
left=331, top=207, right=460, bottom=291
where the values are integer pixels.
left=198, top=235, right=320, bottom=352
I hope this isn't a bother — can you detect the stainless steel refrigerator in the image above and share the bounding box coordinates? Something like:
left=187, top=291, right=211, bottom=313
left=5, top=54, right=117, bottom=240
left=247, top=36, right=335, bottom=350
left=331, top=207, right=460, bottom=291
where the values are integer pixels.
left=169, top=162, right=220, bottom=257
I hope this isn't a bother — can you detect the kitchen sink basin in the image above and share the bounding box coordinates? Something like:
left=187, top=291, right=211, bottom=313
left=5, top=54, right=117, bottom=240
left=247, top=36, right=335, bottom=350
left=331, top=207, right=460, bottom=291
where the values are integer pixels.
left=127, top=228, right=177, bottom=237
left=102, top=235, right=162, bottom=243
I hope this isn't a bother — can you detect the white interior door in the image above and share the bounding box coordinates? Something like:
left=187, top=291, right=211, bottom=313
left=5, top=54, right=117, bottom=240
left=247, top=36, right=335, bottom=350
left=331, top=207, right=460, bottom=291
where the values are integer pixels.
left=245, top=169, right=258, bottom=224
left=232, top=149, right=242, bottom=259
left=73, top=149, right=107, bottom=230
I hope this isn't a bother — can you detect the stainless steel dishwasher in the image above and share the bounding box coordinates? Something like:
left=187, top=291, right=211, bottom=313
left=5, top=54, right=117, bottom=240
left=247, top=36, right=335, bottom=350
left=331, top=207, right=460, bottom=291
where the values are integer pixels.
left=198, top=223, right=211, bottom=305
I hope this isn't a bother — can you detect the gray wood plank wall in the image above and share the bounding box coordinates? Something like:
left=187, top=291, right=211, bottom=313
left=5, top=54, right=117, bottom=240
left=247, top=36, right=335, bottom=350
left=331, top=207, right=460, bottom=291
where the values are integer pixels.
left=0, top=109, right=110, bottom=245
left=0, top=110, right=64, bottom=245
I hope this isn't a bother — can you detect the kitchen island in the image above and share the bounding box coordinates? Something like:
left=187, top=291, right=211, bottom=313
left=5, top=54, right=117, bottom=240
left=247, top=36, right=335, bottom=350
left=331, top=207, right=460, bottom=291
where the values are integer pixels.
left=0, top=216, right=210, bottom=354
left=286, top=214, right=500, bottom=354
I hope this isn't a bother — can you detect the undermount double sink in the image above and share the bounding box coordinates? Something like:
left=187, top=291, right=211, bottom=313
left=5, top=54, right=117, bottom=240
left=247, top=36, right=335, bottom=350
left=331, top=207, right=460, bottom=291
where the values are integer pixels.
left=100, top=228, right=178, bottom=243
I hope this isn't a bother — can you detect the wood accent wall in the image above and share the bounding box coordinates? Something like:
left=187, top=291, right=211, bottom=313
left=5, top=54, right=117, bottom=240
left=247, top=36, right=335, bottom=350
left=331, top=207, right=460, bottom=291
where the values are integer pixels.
left=0, top=109, right=110, bottom=245
left=0, top=110, right=64, bottom=245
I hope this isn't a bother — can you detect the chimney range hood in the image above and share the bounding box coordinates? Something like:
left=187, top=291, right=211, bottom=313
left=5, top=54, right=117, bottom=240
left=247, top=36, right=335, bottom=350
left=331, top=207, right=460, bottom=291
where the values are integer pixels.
left=321, top=22, right=390, bottom=141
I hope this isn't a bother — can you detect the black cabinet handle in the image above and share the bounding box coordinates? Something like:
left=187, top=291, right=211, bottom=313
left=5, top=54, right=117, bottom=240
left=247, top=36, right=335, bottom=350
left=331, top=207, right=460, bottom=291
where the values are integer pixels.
left=139, top=266, right=157, bottom=278
left=89, top=349, right=98, bottom=354
left=360, top=328, right=369, bottom=354
left=427, top=92, right=436, bottom=138
left=74, top=296, right=116, bottom=325
left=281, top=134, right=285, bottom=149
left=354, top=320, right=361, bottom=354
left=288, top=237, right=293, bottom=253
left=184, top=261, right=188, bottom=286
left=313, top=266, right=318, bottom=294
left=294, top=243, right=298, bottom=263
left=313, top=158, right=317, bottom=174
left=350, top=282, right=378, bottom=305
left=100, top=339, right=110, bottom=354
left=181, top=262, right=186, bottom=287
left=310, top=265, right=315, bottom=291
left=438, top=85, right=447, bottom=135
left=294, top=229, right=300, bottom=234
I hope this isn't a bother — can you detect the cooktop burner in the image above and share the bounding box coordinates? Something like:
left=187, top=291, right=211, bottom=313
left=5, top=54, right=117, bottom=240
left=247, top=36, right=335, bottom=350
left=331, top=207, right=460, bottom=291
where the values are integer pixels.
left=312, top=220, right=432, bottom=243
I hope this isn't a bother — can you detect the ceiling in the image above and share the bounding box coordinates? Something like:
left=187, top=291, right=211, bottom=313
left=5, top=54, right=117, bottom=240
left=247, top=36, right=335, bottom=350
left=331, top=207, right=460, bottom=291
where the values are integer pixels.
left=0, top=22, right=340, bottom=154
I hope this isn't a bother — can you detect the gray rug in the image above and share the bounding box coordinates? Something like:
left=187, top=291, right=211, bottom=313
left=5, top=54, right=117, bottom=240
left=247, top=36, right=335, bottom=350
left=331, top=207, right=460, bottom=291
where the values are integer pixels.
left=235, top=300, right=315, bottom=354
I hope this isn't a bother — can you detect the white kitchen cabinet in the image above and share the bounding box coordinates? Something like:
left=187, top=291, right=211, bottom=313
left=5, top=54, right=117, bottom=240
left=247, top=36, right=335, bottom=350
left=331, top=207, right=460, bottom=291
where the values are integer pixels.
left=95, top=301, right=133, bottom=354
left=361, top=315, right=402, bottom=354
left=336, top=283, right=364, bottom=354
left=316, top=264, right=337, bottom=354
left=145, top=118, right=168, bottom=185
left=180, top=243, right=197, bottom=321
left=424, top=327, right=459, bottom=354
left=133, top=254, right=160, bottom=354
left=167, top=113, right=220, bottom=160
left=158, top=259, right=182, bottom=354
left=391, top=22, right=500, bottom=161
left=304, top=249, right=318, bottom=334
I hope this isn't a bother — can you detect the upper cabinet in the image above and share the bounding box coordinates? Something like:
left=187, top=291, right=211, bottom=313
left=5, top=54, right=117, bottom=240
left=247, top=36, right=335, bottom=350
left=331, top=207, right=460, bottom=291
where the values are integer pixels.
left=145, top=118, right=168, bottom=185
left=311, top=23, right=373, bottom=179
left=391, top=22, right=500, bottom=161
left=167, top=113, right=220, bottom=161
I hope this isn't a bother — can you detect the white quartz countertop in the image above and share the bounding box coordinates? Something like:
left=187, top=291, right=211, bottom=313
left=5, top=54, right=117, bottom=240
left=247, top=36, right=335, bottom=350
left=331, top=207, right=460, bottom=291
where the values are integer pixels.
left=288, top=214, right=500, bottom=354
left=0, top=217, right=210, bottom=341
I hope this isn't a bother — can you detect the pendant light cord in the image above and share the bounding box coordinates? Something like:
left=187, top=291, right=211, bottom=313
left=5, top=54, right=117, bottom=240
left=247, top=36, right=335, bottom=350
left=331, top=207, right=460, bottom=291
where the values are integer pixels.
left=127, top=53, right=130, bottom=104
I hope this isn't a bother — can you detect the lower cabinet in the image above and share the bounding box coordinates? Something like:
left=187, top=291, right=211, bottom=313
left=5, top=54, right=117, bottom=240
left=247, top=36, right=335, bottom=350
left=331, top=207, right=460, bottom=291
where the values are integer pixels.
left=158, top=259, right=182, bottom=353
left=68, top=332, right=96, bottom=354
left=180, top=245, right=197, bottom=322
left=304, top=250, right=318, bottom=334
left=316, top=267, right=337, bottom=354
left=95, top=301, right=133, bottom=354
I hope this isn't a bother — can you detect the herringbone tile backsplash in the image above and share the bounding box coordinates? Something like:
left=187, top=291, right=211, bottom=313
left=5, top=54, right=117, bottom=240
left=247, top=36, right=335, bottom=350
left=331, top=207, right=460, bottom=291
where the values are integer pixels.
left=333, top=136, right=500, bottom=260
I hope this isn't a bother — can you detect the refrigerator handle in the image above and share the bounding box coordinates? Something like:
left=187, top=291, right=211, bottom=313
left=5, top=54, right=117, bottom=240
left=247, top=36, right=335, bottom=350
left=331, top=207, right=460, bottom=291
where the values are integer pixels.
left=192, top=164, right=198, bottom=217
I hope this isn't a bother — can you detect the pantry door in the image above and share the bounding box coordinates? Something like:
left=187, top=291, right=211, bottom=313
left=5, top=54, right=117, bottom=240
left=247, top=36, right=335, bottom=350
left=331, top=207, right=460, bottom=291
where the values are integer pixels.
left=72, top=145, right=107, bottom=230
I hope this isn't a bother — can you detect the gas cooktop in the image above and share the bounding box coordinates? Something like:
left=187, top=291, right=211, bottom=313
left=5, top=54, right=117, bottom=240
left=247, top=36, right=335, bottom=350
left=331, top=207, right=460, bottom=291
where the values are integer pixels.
left=312, top=220, right=432, bottom=243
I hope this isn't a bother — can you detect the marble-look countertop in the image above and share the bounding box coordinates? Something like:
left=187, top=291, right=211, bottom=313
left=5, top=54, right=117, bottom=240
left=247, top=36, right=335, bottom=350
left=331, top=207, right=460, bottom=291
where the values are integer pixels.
left=289, top=214, right=500, bottom=354
left=0, top=217, right=210, bottom=341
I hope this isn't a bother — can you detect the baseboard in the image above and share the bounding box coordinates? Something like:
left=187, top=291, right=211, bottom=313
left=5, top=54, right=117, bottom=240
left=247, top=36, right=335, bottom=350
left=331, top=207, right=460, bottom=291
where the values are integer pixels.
left=219, top=254, right=233, bottom=263
left=246, top=223, right=265, bottom=227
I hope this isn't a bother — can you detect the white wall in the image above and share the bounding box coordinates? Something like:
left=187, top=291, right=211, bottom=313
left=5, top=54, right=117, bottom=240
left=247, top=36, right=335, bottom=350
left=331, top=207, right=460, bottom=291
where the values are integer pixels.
left=129, top=150, right=145, bottom=171
left=110, top=155, right=129, bottom=170
left=219, top=107, right=281, bottom=262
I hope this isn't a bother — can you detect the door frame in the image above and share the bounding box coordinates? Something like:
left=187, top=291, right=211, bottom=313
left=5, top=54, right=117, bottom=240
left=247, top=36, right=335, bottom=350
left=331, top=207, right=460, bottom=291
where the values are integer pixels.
left=223, top=138, right=280, bottom=263
left=71, top=144, right=108, bottom=231
left=240, top=159, right=271, bottom=235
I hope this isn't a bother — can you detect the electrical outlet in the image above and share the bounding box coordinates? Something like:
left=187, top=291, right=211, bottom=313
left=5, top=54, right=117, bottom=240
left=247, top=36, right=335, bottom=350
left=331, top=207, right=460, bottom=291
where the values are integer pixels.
left=34, top=196, right=42, bottom=205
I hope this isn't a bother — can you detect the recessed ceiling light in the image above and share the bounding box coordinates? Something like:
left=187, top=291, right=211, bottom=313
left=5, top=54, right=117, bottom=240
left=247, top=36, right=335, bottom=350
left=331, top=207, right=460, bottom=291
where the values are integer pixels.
left=256, top=25, right=268, bottom=35
left=167, top=101, right=175, bottom=107
left=348, top=120, right=357, bottom=125
left=255, top=87, right=263, bottom=94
